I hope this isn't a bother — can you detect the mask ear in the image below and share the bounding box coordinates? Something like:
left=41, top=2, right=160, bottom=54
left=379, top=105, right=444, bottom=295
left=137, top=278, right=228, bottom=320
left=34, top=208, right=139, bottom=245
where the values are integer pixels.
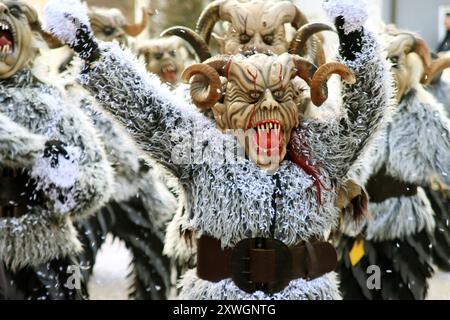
left=211, top=102, right=227, bottom=130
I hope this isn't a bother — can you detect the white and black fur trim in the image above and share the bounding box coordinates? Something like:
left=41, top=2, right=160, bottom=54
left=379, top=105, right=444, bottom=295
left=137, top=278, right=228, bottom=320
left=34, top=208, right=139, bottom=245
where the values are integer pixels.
left=0, top=69, right=113, bottom=269
left=345, top=87, right=450, bottom=240
left=179, top=270, right=341, bottom=300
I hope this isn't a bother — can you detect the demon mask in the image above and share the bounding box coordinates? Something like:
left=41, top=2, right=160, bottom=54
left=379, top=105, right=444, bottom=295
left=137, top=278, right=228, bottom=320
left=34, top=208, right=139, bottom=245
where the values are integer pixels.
left=183, top=53, right=355, bottom=169
left=386, top=33, right=431, bottom=102
left=89, top=6, right=150, bottom=46
left=137, top=36, right=193, bottom=85
left=162, top=0, right=332, bottom=66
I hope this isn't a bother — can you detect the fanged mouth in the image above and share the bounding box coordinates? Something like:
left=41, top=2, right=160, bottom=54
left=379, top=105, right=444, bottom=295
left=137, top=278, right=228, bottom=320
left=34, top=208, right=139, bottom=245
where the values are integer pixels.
left=0, top=19, right=15, bottom=57
left=252, top=120, right=284, bottom=157
left=160, top=62, right=178, bottom=83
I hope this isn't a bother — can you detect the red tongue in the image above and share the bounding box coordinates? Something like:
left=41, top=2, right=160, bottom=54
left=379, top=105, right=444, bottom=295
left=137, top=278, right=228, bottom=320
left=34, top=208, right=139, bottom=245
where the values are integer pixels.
left=255, top=128, right=282, bottom=157
left=0, top=35, right=11, bottom=46
left=161, top=71, right=177, bottom=83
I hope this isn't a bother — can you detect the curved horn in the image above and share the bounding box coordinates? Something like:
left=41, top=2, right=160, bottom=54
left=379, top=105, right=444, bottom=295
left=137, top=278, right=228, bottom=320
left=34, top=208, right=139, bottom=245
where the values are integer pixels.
left=124, top=7, right=151, bottom=37
left=310, top=62, right=356, bottom=106
left=389, top=33, right=416, bottom=55
left=291, top=6, right=309, bottom=29
left=292, top=56, right=317, bottom=87
left=182, top=55, right=230, bottom=109
left=414, top=38, right=432, bottom=70
left=422, top=57, right=450, bottom=85
left=289, top=23, right=335, bottom=66
left=195, top=0, right=225, bottom=44
left=161, top=27, right=212, bottom=62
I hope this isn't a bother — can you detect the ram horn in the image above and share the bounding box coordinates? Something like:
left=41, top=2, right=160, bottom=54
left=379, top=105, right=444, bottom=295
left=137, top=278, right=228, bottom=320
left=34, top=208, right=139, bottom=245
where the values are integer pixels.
left=195, top=0, right=225, bottom=44
left=310, top=62, right=356, bottom=106
left=124, top=7, right=152, bottom=37
left=182, top=55, right=230, bottom=109
left=422, top=57, right=450, bottom=85
left=289, top=23, right=335, bottom=66
left=161, top=27, right=212, bottom=62
left=292, top=55, right=317, bottom=87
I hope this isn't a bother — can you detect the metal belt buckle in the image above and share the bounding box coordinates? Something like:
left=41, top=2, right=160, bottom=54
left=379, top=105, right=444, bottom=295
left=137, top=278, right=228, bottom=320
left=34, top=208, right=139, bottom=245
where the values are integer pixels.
left=230, top=237, right=292, bottom=294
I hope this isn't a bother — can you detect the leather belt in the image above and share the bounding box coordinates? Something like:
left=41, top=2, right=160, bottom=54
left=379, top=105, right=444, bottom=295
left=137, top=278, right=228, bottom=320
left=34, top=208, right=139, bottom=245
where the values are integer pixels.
left=197, top=235, right=337, bottom=294
left=366, top=165, right=418, bottom=203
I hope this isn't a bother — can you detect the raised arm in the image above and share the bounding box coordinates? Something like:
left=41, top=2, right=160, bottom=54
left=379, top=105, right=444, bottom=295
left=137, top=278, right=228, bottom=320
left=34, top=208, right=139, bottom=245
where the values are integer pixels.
left=0, top=113, right=46, bottom=168
left=296, top=1, right=394, bottom=181
left=43, top=0, right=213, bottom=177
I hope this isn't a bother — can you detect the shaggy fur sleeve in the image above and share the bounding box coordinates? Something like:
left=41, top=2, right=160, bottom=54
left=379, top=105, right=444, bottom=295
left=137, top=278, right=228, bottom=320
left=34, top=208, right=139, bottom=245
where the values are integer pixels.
left=0, top=113, right=46, bottom=168
left=78, top=43, right=214, bottom=178
left=389, top=89, right=450, bottom=185
left=297, top=30, right=393, bottom=181
left=30, top=97, right=113, bottom=218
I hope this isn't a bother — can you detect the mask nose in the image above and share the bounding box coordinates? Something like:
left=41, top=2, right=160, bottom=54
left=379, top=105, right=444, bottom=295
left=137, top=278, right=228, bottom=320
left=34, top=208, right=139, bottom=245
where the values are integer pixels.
left=261, top=90, right=279, bottom=112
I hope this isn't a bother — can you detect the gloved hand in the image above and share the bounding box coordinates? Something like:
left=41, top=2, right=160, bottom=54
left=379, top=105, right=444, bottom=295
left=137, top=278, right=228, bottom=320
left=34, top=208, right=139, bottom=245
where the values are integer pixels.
left=323, top=0, right=368, bottom=60
left=43, top=0, right=99, bottom=63
left=44, top=140, right=70, bottom=168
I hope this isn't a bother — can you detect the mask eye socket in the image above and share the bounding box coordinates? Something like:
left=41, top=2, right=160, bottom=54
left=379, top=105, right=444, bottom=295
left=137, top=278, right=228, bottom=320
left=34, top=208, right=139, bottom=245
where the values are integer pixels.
left=9, top=5, right=22, bottom=18
left=103, top=26, right=116, bottom=36
left=389, top=55, right=400, bottom=68
left=249, top=90, right=262, bottom=102
left=272, top=90, right=284, bottom=101
left=262, top=34, right=274, bottom=45
left=153, top=52, right=164, bottom=60
left=169, top=50, right=176, bottom=57
left=239, top=34, right=251, bottom=44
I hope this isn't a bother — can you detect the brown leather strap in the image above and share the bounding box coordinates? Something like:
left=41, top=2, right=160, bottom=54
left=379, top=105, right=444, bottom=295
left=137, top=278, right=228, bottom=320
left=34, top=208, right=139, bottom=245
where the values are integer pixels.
left=197, top=235, right=337, bottom=293
left=366, top=166, right=418, bottom=203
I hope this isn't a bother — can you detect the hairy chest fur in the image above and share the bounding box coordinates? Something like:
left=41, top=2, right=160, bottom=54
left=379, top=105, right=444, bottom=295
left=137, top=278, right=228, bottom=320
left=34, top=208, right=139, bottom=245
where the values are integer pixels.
left=185, top=159, right=338, bottom=248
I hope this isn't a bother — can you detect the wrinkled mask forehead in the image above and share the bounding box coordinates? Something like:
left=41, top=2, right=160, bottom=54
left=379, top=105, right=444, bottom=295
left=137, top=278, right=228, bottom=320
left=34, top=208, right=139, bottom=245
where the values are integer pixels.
left=228, top=53, right=295, bottom=90
left=222, top=0, right=294, bottom=35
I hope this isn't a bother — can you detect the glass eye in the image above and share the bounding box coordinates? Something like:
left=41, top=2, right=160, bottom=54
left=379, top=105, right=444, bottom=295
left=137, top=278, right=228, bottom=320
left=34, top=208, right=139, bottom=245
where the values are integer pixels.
left=273, top=90, right=284, bottom=100
left=249, top=90, right=261, bottom=101
left=153, top=52, right=164, bottom=60
left=389, top=55, right=400, bottom=68
left=263, top=34, right=274, bottom=45
left=239, top=34, right=251, bottom=44
left=9, top=5, right=22, bottom=17
left=103, top=26, right=116, bottom=36
left=169, top=50, right=176, bottom=57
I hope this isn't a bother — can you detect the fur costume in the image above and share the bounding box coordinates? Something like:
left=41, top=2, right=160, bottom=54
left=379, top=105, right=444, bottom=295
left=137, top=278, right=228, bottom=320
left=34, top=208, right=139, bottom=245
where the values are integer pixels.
left=49, top=2, right=177, bottom=299
left=0, top=1, right=113, bottom=299
left=66, top=85, right=177, bottom=299
left=43, top=0, right=392, bottom=300
left=0, top=69, right=113, bottom=299
left=338, top=40, right=450, bottom=299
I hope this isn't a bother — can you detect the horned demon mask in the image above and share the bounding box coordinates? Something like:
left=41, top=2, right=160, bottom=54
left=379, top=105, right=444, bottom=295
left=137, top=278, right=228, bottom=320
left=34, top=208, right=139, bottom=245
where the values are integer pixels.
left=137, top=37, right=193, bottom=85
left=183, top=53, right=355, bottom=169
left=162, top=0, right=332, bottom=66
left=386, top=32, right=431, bottom=102
left=89, top=7, right=149, bottom=46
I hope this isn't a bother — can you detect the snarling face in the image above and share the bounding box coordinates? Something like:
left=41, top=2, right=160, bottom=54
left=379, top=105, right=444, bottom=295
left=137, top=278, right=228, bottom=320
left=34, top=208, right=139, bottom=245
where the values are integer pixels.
left=183, top=53, right=355, bottom=170
left=0, top=0, right=38, bottom=79
left=215, top=54, right=299, bottom=168
left=89, top=7, right=148, bottom=47
left=137, top=37, right=190, bottom=85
